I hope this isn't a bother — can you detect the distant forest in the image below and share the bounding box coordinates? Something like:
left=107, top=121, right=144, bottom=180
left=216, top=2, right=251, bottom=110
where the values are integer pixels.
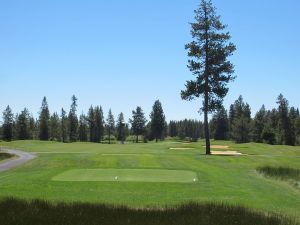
left=1, top=94, right=299, bottom=146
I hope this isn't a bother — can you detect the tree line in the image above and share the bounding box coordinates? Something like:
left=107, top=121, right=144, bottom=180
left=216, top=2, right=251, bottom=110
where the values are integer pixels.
left=1, top=94, right=299, bottom=146
left=1, top=96, right=167, bottom=144
left=209, top=94, right=300, bottom=146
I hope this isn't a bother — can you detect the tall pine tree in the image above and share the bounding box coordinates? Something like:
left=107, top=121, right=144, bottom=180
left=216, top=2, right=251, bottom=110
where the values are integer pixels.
left=16, top=108, right=30, bottom=140
left=116, top=112, right=126, bottom=144
left=68, top=95, right=78, bottom=142
left=2, top=105, right=14, bottom=141
left=276, top=94, right=294, bottom=146
left=210, top=106, right=229, bottom=140
left=150, top=100, right=166, bottom=142
left=252, top=105, right=266, bottom=143
left=39, top=97, right=50, bottom=141
left=230, top=96, right=251, bottom=143
left=130, top=106, right=147, bottom=143
left=87, top=106, right=95, bottom=142
left=50, top=112, right=61, bottom=141
left=61, top=108, right=68, bottom=143
left=181, top=0, right=236, bottom=154
left=79, top=114, right=88, bottom=142
left=94, top=106, right=104, bottom=143
left=106, top=109, right=115, bottom=144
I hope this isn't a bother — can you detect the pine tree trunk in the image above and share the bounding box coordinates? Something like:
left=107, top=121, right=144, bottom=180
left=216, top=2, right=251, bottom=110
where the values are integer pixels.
left=109, top=131, right=111, bottom=144
left=204, top=10, right=211, bottom=155
left=204, top=104, right=211, bottom=155
left=136, top=135, right=138, bottom=143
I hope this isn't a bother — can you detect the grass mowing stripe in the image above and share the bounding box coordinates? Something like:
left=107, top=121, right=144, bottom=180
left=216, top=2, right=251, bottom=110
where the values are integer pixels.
left=52, top=169, right=198, bottom=183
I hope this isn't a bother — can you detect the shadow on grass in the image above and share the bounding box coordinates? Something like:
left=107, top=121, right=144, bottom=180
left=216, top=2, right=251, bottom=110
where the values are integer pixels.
left=0, top=153, right=14, bottom=161
left=0, top=198, right=297, bottom=225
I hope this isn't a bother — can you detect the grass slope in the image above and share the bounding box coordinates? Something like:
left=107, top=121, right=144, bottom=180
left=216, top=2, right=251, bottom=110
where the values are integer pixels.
left=0, top=140, right=299, bottom=220
left=0, top=198, right=297, bottom=225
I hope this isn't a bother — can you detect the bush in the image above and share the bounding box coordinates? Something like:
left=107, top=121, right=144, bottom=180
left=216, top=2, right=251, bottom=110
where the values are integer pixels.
left=102, top=135, right=117, bottom=144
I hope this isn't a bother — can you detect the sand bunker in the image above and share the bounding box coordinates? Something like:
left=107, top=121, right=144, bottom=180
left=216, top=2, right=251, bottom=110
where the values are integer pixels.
left=169, top=148, right=195, bottom=150
left=203, top=145, right=229, bottom=149
left=211, top=151, right=243, bottom=156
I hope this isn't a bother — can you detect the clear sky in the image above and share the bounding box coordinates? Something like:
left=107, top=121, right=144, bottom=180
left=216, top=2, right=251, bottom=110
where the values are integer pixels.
left=0, top=0, right=299, bottom=122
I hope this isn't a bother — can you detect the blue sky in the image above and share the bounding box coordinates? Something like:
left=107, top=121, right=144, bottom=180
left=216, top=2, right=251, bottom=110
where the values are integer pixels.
left=0, top=0, right=299, bottom=122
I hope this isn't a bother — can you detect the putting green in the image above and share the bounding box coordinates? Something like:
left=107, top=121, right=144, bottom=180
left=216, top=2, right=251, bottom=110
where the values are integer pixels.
left=52, top=169, right=198, bottom=183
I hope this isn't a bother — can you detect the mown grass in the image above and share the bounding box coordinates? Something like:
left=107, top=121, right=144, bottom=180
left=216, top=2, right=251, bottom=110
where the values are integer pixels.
left=257, top=166, right=300, bottom=182
left=0, top=140, right=299, bottom=220
left=0, top=198, right=297, bottom=225
left=52, top=168, right=198, bottom=183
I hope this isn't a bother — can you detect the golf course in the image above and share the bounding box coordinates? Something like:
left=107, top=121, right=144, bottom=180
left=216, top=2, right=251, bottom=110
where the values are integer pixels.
left=0, top=140, right=299, bottom=224
left=1, top=0, right=300, bottom=224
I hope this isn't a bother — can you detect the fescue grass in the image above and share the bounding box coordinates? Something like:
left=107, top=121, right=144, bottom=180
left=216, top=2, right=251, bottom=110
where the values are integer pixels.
left=0, top=198, right=297, bottom=225
left=257, top=166, right=300, bottom=182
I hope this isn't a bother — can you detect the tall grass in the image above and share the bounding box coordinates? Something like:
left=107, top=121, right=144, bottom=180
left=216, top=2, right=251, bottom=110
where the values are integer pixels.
left=257, top=166, right=300, bottom=181
left=0, top=198, right=297, bottom=225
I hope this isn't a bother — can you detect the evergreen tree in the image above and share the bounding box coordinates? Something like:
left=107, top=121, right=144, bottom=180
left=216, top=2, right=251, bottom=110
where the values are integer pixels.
left=94, top=106, right=104, bottom=142
left=230, top=96, right=251, bottom=143
left=168, top=121, right=178, bottom=137
left=106, top=109, right=115, bottom=144
left=276, top=94, right=294, bottom=145
left=116, top=112, right=126, bottom=144
left=87, top=106, right=95, bottom=142
left=16, top=108, right=30, bottom=140
left=261, top=111, right=276, bottom=145
left=61, top=108, right=68, bottom=143
left=210, top=106, right=229, bottom=140
left=28, top=115, right=37, bottom=139
left=39, top=97, right=50, bottom=141
left=2, top=105, right=14, bottom=141
left=181, top=0, right=236, bottom=154
left=150, top=100, right=166, bottom=142
left=68, top=95, right=78, bottom=142
left=50, top=112, right=61, bottom=141
left=295, top=110, right=300, bottom=145
left=289, top=107, right=298, bottom=145
left=252, top=105, right=266, bottom=142
left=129, top=106, right=147, bottom=143
left=79, top=114, right=88, bottom=142
left=0, top=124, right=2, bottom=140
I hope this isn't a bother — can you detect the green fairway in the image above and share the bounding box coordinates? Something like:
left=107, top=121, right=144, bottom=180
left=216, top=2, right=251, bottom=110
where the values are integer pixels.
left=53, top=169, right=198, bottom=183
left=0, top=140, right=299, bottom=220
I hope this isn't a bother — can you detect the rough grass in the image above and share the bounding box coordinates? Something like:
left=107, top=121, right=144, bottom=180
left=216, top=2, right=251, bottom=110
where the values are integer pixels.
left=0, top=198, right=297, bottom=225
left=52, top=169, right=198, bottom=183
left=257, top=166, right=300, bottom=182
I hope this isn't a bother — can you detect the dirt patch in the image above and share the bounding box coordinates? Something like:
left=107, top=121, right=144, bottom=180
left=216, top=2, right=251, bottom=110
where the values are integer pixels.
left=211, top=151, right=243, bottom=156
left=203, top=145, right=229, bottom=149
